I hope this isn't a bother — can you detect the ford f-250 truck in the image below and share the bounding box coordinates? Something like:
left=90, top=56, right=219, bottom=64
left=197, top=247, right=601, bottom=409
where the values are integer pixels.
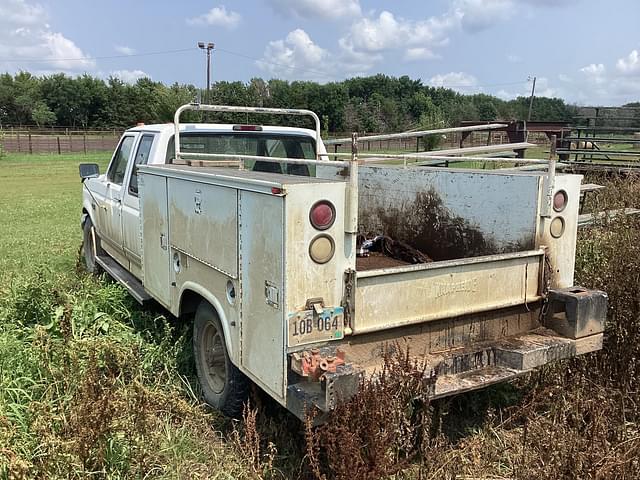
left=79, top=104, right=607, bottom=419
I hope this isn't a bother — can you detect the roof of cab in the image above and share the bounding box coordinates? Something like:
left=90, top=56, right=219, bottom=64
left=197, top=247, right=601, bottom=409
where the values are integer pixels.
left=125, top=123, right=318, bottom=137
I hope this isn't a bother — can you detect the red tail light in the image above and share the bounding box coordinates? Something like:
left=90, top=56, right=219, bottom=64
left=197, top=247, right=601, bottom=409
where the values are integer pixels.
left=309, top=201, right=335, bottom=230
left=553, top=190, right=568, bottom=212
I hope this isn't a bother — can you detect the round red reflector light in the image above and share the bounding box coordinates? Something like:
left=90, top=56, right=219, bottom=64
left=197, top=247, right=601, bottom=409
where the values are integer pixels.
left=309, top=201, right=335, bottom=230
left=553, top=190, right=568, bottom=212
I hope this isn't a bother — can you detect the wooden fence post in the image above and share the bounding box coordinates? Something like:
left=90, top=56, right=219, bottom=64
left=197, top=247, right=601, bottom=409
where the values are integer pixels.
left=28, top=132, right=32, bottom=154
left=57, top=136, right=61, bottom=155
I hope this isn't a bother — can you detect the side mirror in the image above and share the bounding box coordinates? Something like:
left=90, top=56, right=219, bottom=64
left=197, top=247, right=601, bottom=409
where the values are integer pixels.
left=79, top=163, right=99, bottom=181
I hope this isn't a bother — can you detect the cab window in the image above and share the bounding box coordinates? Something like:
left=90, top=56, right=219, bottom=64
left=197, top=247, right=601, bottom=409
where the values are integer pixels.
left=128, top=134, right=155, bottom=196
left=165, top=133, right=315, bottom=176
left=107, top=135, right=135, bottom=185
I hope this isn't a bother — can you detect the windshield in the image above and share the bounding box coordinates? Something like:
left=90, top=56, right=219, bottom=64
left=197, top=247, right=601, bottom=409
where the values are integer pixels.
left=166, top=132, right=316, bottom=176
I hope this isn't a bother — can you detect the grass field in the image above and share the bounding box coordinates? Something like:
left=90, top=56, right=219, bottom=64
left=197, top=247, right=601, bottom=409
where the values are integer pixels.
left=1, top=152, right=640, bottom=478
left=0, top=152, right=265, bottom=478
left=0, top=152, right=110, bottom=278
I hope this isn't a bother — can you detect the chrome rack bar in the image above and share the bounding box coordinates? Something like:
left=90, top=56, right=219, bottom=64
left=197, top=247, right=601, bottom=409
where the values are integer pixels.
left=329, top=151, right=551, bottom=165
left=324, top=123, right=508, bottom=145
left=173, top=103, right=322, bottom=160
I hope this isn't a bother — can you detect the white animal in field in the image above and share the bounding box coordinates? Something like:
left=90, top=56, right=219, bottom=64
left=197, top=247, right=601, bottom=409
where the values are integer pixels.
left=570, top=141, right=593, bottom=150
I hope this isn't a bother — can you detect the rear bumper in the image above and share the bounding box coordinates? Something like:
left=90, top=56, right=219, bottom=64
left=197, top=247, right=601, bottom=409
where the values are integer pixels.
left=286, top=287, right=607, bottom=420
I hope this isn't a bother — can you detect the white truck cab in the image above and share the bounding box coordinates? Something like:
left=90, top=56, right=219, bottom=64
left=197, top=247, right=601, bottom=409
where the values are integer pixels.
left=80, top=104, right=607, bottom=420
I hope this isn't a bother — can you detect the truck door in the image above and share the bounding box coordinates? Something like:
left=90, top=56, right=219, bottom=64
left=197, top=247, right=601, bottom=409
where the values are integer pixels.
left=101, top=134, right=137, bottom=257
left=122, top=133, right=155, bottom=279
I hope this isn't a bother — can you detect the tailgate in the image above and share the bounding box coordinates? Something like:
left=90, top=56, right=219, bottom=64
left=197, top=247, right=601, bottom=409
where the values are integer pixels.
left=353, top=249, right=544, bottom=334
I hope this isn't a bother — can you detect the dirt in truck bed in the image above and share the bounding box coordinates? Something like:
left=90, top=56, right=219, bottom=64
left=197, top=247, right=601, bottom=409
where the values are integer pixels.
left=356, top=234, right=432, bottom=270
left=356, top=254, right=411, bottom=271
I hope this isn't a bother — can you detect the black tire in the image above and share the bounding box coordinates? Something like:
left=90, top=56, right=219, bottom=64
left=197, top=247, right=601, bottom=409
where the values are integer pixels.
left=193, top=301, right=249, bottom=417
left=82, top=216, right=104, bottom=274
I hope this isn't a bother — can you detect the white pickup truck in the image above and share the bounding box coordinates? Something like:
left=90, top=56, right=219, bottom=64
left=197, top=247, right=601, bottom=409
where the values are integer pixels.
left=80, top=104, right=607, bottom=419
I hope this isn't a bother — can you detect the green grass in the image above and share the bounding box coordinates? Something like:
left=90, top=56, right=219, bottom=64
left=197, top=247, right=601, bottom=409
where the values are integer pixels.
left=0, top=152, right=110, bottom=277
left=0, top=152, right=265, bottom=478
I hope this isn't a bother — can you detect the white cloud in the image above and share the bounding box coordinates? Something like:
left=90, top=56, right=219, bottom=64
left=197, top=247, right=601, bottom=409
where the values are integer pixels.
left=558, top=73, right=572, bottom=82
left=454, top=0, right=580, bottom=33
left=454, top=0, right=514, bottom=33
left=110, top=69, right=150, bottom=84
left=571, top=52, right=640, bottom=103
left=580, top=63, right=606, bottom=86
left=507, top=54, right=522, bottom=63
left=257, top=29, right=330, bottom=79
left=187, top=5, right=241, bottom=28
left=581, top=63, right=606, bottom=76
left=258, top=29, right=383, bottom=80
left=496, top=77, right=560, bottom=100
left=115, top=45, right=135, bottom=55
left=0, top=0, right=45, bottom=27
left=532, top=77, right=557, bottom=97
left=404, top=47, right=438, bottom=61
left=0, top=0, right=94, bottom=71
left=342, top=10, right=456, bottom=53
left=337, top=37, right=381, bottom=73
left=429, top=72, right=479, bottom=92
left=267, top=0, right=361, bottom=20
left=616, top=49, right=640, bottom=75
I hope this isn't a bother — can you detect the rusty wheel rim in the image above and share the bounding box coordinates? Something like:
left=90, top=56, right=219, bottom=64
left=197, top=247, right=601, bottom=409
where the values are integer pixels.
left=201, top=320, right=226, bottom=394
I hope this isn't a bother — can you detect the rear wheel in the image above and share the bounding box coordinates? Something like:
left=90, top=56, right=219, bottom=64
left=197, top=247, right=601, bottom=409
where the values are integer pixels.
left=193, top=301, right=249, bottom=417
left=82, top=217, right=103, bottom=274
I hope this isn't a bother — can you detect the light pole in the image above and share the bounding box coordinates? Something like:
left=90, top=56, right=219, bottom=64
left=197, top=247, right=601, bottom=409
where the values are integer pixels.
left=197, top=42, right=215, bottom=104
left=527, top=76, right=537, bottom=122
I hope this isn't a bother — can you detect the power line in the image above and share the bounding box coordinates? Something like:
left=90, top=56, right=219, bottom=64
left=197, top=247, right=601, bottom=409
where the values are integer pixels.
left=214, top=46, right=338, bottom=79
left=216, top=46, right=530, bottom=89
left=0, top=41, right=531, bottom=92
left=0, top=47, right=196, bottom=64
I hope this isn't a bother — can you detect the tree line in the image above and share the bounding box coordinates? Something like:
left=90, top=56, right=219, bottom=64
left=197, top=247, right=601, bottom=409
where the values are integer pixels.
left=0, top=71, right=580, bottom=132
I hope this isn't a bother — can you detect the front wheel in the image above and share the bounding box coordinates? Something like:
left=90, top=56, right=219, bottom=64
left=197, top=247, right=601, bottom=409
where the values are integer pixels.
left=193, top=301, right=249, bottom=417
left=82, top=217, right=103, bottom=274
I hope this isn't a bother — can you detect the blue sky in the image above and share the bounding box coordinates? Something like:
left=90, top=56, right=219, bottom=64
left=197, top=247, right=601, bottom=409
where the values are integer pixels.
left=0, top=0, right=638, bottom=105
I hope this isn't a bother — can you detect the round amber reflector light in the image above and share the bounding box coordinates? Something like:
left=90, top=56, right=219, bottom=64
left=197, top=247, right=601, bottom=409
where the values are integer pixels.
left=309, top=234, right=335, bottom=264
left=550, top=217, right=565, bottom=238
left=553, top=190, right=568, bottom=212
left=309, top=201, right=335, bottom=230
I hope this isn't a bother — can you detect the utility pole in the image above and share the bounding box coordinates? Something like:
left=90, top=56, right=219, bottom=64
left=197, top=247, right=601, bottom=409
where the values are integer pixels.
left=197, top=42, right=215, bottom=104
left=527, top=76, right=537, bottom=121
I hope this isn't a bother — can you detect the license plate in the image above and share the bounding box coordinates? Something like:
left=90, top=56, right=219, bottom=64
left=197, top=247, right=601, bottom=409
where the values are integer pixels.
left=288, top=306, right=344, bottom=347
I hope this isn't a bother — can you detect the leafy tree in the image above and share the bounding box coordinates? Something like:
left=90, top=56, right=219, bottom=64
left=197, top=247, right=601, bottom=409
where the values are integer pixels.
left=31, top=102, right=56, bottom=127
left=0, top=71, right=582, bottom=132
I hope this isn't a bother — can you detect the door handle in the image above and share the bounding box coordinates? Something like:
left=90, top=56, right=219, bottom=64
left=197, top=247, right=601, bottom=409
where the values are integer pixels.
left=160, top=233, right=168, bottom=250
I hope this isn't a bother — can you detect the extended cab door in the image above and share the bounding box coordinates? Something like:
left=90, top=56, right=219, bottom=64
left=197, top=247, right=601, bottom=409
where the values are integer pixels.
left=98, top=134, right=137, bottom=260
left=121, top=133, right=156, bottom=279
